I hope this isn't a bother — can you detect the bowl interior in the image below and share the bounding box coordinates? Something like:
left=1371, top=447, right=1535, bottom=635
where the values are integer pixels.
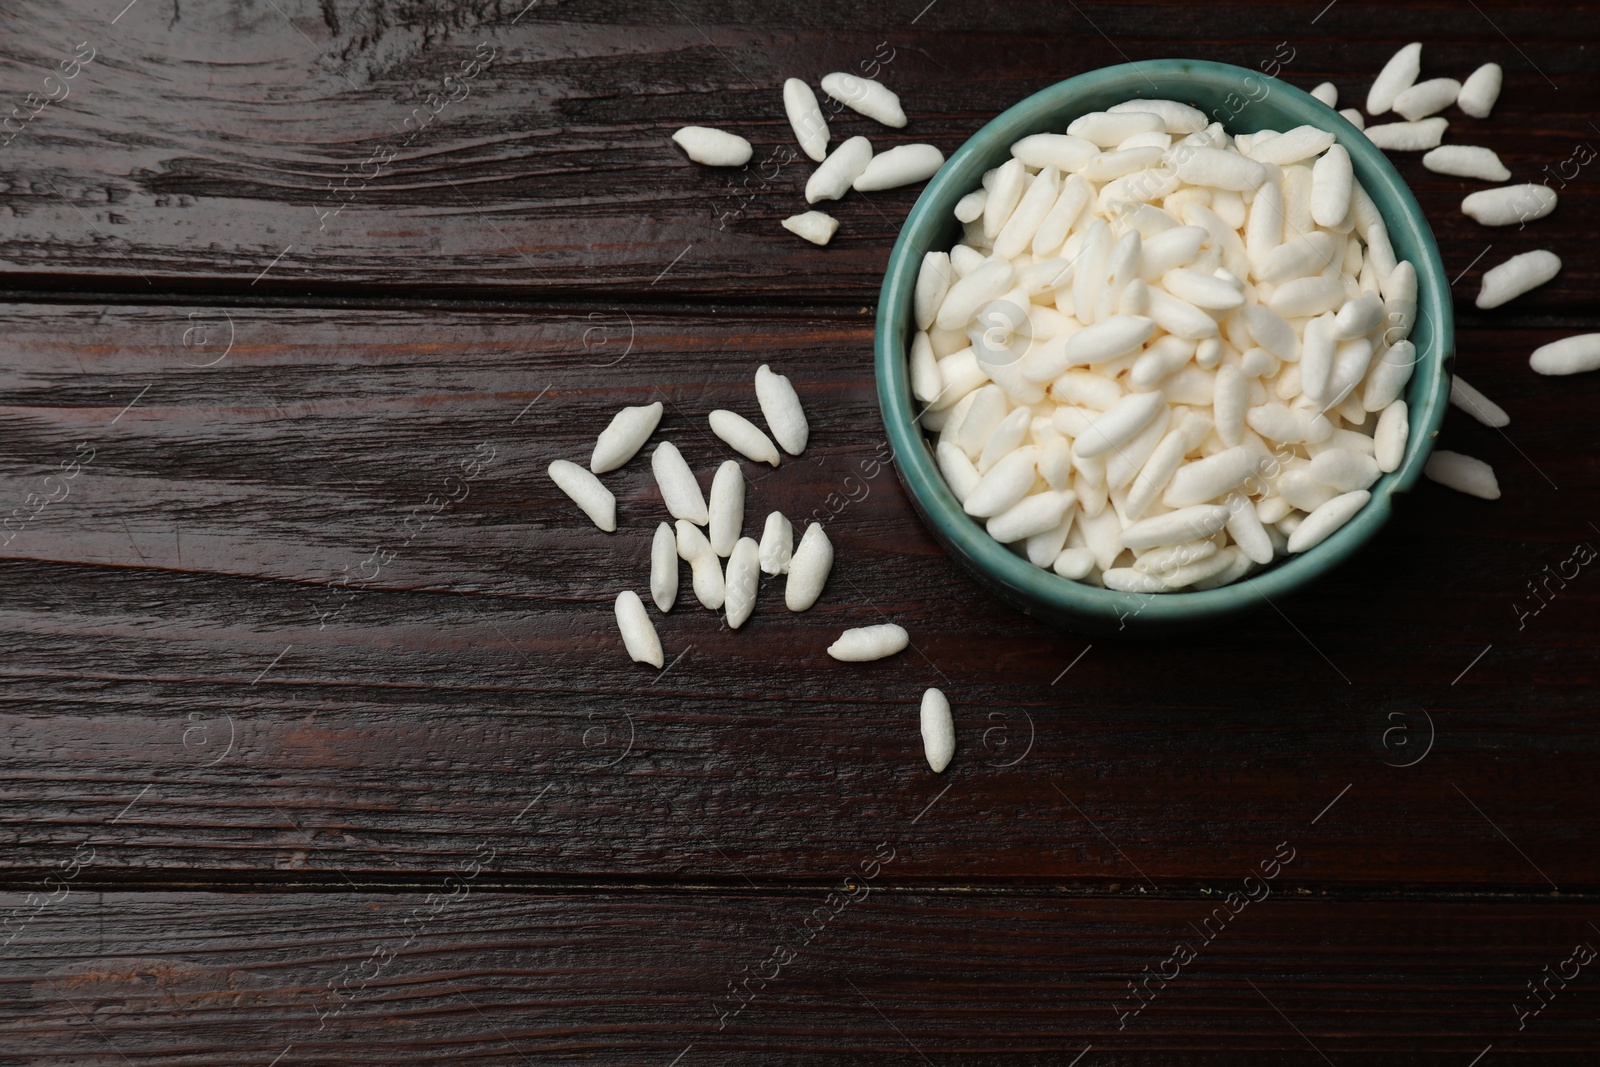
left=874, top=59, right=1453, bottom=634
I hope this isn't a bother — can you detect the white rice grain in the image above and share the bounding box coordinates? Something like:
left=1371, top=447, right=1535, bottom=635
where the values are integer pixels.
left=614, top=590, right=664, bottom=668
left=548, top=460, right=617, bottom=532
left=1425, top=450, right=1501, bottom=499
left=1475, top=249, right=1560, bottom=309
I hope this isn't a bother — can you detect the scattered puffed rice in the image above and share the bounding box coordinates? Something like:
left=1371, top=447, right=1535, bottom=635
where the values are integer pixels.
left=782, top=210, right=839, bottom=246
left=1475, top=249, right=1560, bottom=309
left=548, top=460, right=616, bottom=532
left=1310, top=82, right=1339, bottom=107
left=615, top=590, right=664, bottom=668
left=1422, top=145, right=1510, bottom=182
left=1425, top=450, right=1501, bottom=499
left=671, top=126, right=752, bottom=167
left=827, top=623, right=909, bottom=661
left=920, top=687, right=954, bottom=772
left=1530, top=334, right=1600, bottom=376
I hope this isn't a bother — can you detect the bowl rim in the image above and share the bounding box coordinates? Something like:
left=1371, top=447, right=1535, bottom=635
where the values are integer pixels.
left=873, top=58, right=1454, bottom=630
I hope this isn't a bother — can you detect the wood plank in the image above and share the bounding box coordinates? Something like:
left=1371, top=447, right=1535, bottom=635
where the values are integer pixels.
left=0, top=0, right=1596, bottom=305
left=2, top=889, right=1598, bottom=1062
left=1, top=301, right=1596, bottom=885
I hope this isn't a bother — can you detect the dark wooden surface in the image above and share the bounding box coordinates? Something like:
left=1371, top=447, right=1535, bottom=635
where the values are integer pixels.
left=2, top=0, right=1599, bottom=1061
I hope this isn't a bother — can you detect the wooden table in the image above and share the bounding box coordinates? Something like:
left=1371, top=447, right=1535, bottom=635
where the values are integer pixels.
left=2, top=0, right=1597, bottom=1061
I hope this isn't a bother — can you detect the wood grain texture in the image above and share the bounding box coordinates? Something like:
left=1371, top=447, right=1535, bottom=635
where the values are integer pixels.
left=0, top=0, right=1595, bottom=305
left=4, top=890, right=1600, bottom=1063
left=2, top=302, right=1595, bottom=886
left=4, top=1, right=1600, bottom=1056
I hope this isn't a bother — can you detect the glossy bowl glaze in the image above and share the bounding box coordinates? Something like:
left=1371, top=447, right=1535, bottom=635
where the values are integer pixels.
left=874, top=59, right=1452, bottom=635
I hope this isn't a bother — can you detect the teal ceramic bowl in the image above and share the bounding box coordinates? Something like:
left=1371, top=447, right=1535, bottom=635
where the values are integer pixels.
left=874, top=59, right=1452, bottom=635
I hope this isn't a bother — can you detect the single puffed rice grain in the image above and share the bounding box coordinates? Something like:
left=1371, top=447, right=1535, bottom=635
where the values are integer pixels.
left=1457, top=63, right=1503, bottom=118
left=1011, top=132, right=1098, bottom=171
left=755, top=364, right=810, bottom=455
left=672, top=126, right=752, bottom=167
left=782, top=210, right=839, bottom=246
left=1068, top=110, right=1164, bottom=146
left=987, top=489, right=1075, bottom=544
left=1374, top=400, right=1408, bottom=473
left=1364, top=118, right=1448, bottom=152
left=1476, top=250, right=1561, bottom=309
left=963, top=445, right=1040, bottom=517
left=805, top=136, right=873, bottom=204
left=785, top=523, right=833, bottom=611
left=1120, top=504, right=1232, bottom=549
left=820, top=71, right=907, bottom=128
left=675, top=520, right=725, bottom=609
left=1287, top=490, right=1369, bottom=552
left=591, top=402, right=664, bottom=474
left=1108, top=97, right=1207, bottom=133
left=709, top=409, right=781, bottom=466
left=1073, top=391, right=1166, bottom=459
left=1422, top=144, right=1510, bottom=182
left=1103, top=567, right=1170, bottom=593
left=650, top=521, right=678, bottom=612
left=920, top=688, right=955, bottom=773
left=723, top=536, right=760, bottom=629
left=1367, top=42, right=1422, bottom=116
left=759, top=511, right=793, bottom=575
left=854, top=144, right=946, bottom=191
left=614, top=590, right=664, bottom=668
left=783, top=77, right=830, bottom=162
left=1310, top=448, right=1381, bottom=491
left=915, top=252, right=954, bottom=331
left=954, top=189, right=987, bottom=223
left=548, top=460, right=617, bottom=532
left=1311, top=144, right=1353, bottom=227
left=1449, top=375, right=1510, bottom=428
left=1163, top=445, right=1260, bottom=508
left=1425, top=450, right=1501, bottom=499
left=1530, top=334, right=1600, bottom=376
left=708, top=460, right=744, bottom=557
left=937, top=440, right=982, bottom=502
left=1393, top=77, right=1460, bottom=121
left=828, top=623, right=910, bottom=662
left=1462, top=184, right=1558, bottom=226
left=651, top=442, right=709, bottom=525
